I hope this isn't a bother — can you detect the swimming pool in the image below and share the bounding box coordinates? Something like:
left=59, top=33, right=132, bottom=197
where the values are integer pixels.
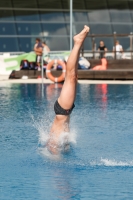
left=0, top=83, right=133, bottom=200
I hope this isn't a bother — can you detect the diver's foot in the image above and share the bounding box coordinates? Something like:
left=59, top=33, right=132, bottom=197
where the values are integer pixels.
left=73, top=25, right=90, bottom=45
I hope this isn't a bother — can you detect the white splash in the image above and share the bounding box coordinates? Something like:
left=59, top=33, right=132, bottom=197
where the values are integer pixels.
left=39, top=146, right=62, bottom=160
left=31, top=113, right=77, bottom=158
left=38, top=131, right=77, bottom=160
left=30, top=113, right=51, bottom=145
left=99, top=158, right=133, bottom=167
left=58, top=130, right=77, bottom=146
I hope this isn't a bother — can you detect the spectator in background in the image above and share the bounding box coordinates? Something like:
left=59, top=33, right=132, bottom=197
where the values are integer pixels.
left=34, top=38, right=43, bottom=71
left=113, top=40, right=123, bottom=59
left=98, top=40, right=107, bottom=59
left=20, top=59, right=29, bottom=70
left=42, top=41, right=50, bottom=64
left=42, top=41, right=50, bottom=54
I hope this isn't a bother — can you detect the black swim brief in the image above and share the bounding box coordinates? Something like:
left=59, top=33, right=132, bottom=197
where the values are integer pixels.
left=54, top=100, right=75, bottom=115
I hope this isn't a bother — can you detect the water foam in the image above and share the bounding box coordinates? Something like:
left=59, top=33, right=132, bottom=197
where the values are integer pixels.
left=31, top=112, right=77, bottom=158
left=100, top=158, right=133, bottom=167
left=91, top=158, right=133, bottom=167
left=38, top=131, right=77, bottom=160
left=30, top=113, right=51, bottom=145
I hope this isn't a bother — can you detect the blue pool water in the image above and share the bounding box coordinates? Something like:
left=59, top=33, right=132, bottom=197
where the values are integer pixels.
left=0, top=83, right=133, bottom=200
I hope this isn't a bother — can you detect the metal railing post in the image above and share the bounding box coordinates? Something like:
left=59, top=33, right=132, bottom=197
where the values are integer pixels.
left=113, top=32, right=116, bottom=60
left=70, top=0, right=73, bottom=50
left=92, top=36, right=95, bottom=59
left=41, top=52, right=44, bottom=96
left=130, top=32, right=133, bottom=59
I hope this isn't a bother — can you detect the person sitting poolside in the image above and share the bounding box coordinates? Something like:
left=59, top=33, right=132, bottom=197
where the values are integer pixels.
left=98, top=40, right=107, bottom=59
left=47, top=25, right=90, bottom=154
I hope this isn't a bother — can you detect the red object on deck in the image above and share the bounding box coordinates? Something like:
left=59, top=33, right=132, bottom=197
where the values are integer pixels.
left=93, top=58, right=107, bottom=70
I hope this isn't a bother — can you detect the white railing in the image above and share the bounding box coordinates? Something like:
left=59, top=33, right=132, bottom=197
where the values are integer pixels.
left=0, top=51, right=132, bottom=60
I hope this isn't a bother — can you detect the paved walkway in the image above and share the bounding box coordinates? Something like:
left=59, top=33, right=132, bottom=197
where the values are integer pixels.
left=0, top=76, right=133, bottom=84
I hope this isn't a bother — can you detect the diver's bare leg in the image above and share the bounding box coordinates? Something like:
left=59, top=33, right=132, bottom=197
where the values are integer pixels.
left=58, top=25, right=89, bottom=109
left=47, top=26, right=89, bottom=154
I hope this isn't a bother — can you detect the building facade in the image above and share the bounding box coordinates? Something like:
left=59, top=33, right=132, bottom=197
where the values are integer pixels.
left=0, top=0, right=133, bottom=52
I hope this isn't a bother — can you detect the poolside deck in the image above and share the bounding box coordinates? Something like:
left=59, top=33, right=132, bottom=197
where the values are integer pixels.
left=1, top=75, right=133, bottom=84
left=1, top=59, right=133, bottom=83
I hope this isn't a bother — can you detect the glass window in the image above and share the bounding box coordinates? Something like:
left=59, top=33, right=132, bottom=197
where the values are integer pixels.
left=71, top=24, right=91, bottom=50
left=66, top=24, right=83, bottom=36
left=40, top=12, right=65, bottom=22
left=12, top=0, right=38, bottom=8
left=64, top=12, right=71, bottom=22
left=128, top=0, right=133, bottom=9
left=73, top=1, right=86, bottom=9
left=0, top=38, right=19, bottom=52
left=64, top=11, right=89, bottom=22
left=0, top=10, right=14, bottom=21
left=42, top=23, right=68, bottom=36
left=95, top=37, right=114, bottom=50
left=0, top=23, right=16, bottom=35
left=63, top=0, right=86, bottom=10
left=82, top=37, right=92, bottom=50
left=112, top=24, right=133, bottom=34
left=38, top=0, right=62, bottom=9
left=128, top=1, right=133, bottom=22
left=73, top=24, right=87, bottom=34
left=130, top=11, right=133, bottom=23
left=107, top=0, right=129, bottom=9
left=46, top=37, right=69, bottom=51
left=110, top=10, right=132, bottom=22
left=108, top=0, right=131, bottom=22
left=61, top=0, right=69, bottom=9
left=90, top=24, right=112, bottom=34
left=18, top=37, right=36, bottom=52
left=88, top=10, right=110, bottom=22
left=16, top=23, right=42, bottom=36
left=112, top=37, right=130, bottom=51
left=15, top=10, right=40, bottom=21
left=0, top=0, right=12, bottom=7
left=85, top=0, right=107, bottom=10
left=73, top=12, right=88, bottom=22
